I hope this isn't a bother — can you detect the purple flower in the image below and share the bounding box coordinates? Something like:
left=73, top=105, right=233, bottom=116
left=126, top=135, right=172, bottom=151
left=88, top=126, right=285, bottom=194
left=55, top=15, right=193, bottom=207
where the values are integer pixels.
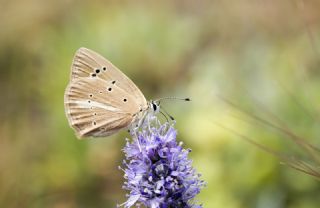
left=119, top=117, right=205, bottom=208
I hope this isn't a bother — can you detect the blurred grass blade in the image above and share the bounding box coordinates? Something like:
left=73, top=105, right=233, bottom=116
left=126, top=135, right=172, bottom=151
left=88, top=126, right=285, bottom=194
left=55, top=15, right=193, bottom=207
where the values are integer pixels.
left=217, top=95, right=320, bottom=166
left=212, top=121, right=320, bottom=180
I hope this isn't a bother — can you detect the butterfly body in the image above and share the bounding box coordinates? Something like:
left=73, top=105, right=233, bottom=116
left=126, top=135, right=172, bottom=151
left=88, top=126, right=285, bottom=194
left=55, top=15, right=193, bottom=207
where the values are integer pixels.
left=64, top=48, right=151, bottom=138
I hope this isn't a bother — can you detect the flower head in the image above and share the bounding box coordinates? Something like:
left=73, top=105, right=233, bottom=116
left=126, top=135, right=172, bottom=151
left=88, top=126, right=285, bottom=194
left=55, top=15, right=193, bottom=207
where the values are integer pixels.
left=119, top=117, right=205, bottom=208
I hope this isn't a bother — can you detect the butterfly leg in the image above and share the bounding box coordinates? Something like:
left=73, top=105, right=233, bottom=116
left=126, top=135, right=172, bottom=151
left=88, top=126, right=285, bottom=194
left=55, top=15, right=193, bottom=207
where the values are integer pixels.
left=128, top=111, right=146, bottom=136
left=137, top=110, right=148, bottom=130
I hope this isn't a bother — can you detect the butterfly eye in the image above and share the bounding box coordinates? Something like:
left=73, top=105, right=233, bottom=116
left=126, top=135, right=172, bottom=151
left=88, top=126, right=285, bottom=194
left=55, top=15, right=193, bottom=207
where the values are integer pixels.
left=112, top=80, right=116, bottom=84
left=95, top=69, right=100, bottom=73
left=103, top=67, right=107, bottom=71
left=108, top=87, right=112, bottom=91
left=91, top=73, right=96, bottom=77
left=93, top=121, right=96, bottom=126
left=89, top=94, right=93, bottom=97
left=152, top=103, right=157, bottom=111
left=123, top=98, right=127, bottom=102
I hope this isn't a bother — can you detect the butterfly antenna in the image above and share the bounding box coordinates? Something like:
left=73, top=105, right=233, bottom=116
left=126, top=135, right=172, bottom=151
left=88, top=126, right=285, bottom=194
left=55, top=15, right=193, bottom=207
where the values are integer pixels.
left=161, top=106, right=175, bottom=121
left=156, top=97, right=191, bottom=102
left=155, top=96, right=190, bottom=121
left=160, top=111, right=169, bottom=122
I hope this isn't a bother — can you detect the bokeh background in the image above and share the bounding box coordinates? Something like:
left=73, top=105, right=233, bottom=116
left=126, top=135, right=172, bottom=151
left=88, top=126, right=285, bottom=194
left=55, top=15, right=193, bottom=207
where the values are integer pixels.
left=1, top=0, right=320, bottom=207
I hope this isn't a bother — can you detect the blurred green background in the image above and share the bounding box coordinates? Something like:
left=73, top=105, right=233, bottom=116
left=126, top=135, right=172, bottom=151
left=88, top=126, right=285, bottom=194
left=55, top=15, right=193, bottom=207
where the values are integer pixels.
left=1, top=0, right=320, bottom=207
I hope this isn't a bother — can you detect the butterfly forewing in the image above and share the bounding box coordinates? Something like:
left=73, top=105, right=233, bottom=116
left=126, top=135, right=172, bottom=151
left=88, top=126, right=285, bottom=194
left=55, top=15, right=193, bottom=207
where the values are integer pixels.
left=71, top=47, right=146, bottom=103
left=64, top=48, right=148, bottom=138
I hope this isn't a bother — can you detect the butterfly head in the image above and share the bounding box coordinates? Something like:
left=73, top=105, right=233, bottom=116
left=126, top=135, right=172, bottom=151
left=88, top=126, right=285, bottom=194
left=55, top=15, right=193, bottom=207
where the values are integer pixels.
left=149, top=100, right=161, bottom=114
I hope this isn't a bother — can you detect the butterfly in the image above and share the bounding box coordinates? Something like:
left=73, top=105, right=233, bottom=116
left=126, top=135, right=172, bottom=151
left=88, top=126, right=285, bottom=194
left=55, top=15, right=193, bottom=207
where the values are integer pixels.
left=64, top=47, right=160, bottom=138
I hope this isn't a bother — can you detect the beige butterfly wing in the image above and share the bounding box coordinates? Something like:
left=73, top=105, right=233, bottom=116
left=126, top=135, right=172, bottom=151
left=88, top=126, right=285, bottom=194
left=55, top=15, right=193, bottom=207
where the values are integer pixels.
left=64, top=47, right=148, bottom=138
